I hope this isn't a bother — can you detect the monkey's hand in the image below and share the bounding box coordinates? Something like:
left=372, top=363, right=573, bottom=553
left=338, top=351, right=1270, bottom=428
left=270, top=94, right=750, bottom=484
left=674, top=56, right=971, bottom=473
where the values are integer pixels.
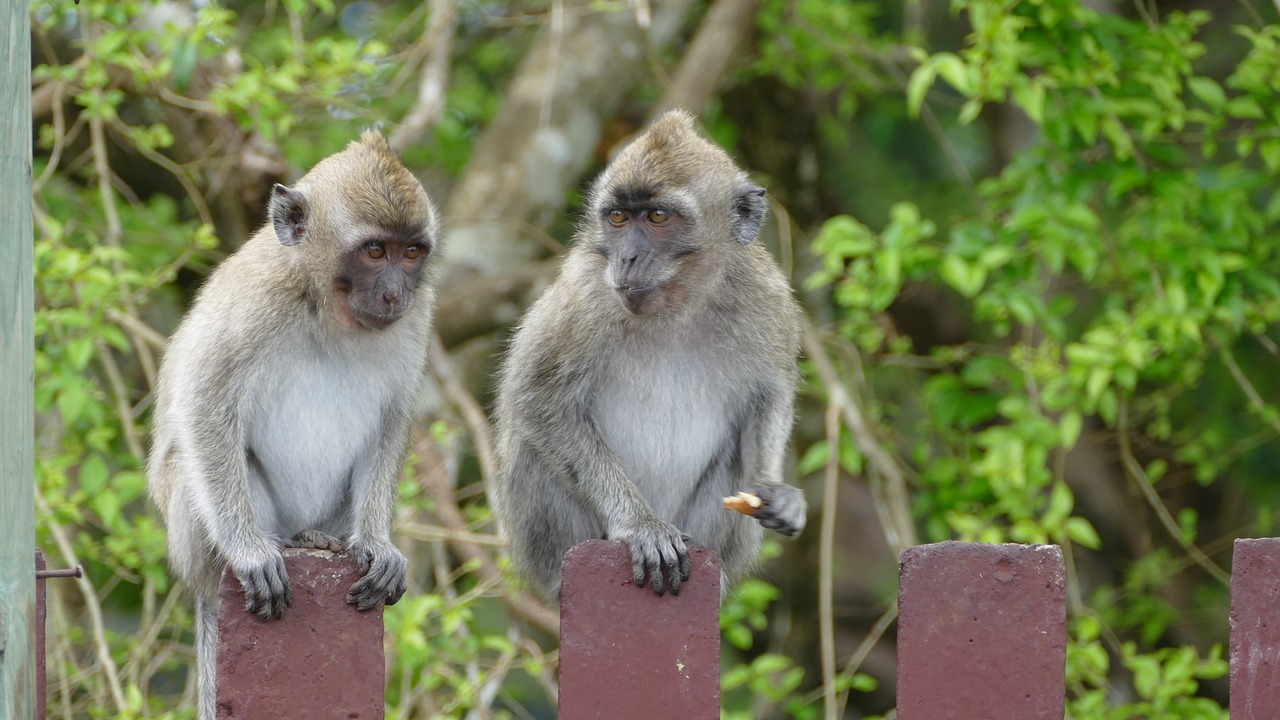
left=746, top=483, right=808, bottom=537
left=347, top=539, right=408, bottom=611
left=610, top=518, right=692, bottom=596
left=231, top=546, right=292, bottom=620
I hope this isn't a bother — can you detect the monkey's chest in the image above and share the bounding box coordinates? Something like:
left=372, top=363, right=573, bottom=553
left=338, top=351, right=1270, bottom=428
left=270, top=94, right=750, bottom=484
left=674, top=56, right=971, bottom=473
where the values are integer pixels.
left=245, top=354, right=387, bottom=534
left=594, top=354, right=741, bottom=518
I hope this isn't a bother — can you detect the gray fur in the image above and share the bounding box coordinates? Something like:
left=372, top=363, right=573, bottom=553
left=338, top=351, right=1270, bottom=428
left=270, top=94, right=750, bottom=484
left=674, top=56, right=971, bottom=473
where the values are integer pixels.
left=493, top=110, right=807, bottom=604
left=146, top=131, right=439, bottom=720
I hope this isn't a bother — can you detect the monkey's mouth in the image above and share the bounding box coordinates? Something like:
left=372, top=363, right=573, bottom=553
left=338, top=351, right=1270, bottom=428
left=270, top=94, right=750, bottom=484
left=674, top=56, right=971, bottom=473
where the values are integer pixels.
left=617, top=285, right=658, bottom=315
left=351, top=307, right=403, bottom=330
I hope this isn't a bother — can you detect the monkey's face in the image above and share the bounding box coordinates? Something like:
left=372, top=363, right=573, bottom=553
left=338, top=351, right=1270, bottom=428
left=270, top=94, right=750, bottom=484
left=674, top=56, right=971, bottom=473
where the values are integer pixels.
left=333, top=236, right=433, bottom=330
left=596, top=194, right=701, bottom=316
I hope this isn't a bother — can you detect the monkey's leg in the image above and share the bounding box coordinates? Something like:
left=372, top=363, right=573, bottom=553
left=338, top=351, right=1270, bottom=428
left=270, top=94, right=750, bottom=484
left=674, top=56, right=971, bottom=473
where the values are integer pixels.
left=195, top=592, right=218, bottom=720
left=284, top=529, right=345, bottom=552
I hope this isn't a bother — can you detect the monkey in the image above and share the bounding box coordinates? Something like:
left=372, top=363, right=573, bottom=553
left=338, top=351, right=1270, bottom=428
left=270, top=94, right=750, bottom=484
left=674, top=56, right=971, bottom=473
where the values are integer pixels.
left=146, top=130, right=440, bottom=720
left=492, top=109, right=808, bottom=604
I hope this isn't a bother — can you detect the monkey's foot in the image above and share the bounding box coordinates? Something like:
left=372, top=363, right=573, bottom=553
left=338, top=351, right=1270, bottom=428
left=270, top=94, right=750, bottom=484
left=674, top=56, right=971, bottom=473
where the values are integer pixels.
left=747, top=483, right=808, bottom=537
left=347, top=539, right=408, bottom=611
left=610, top=518, right=691, bottom=596
left=284, top=529, right=345, bottom=552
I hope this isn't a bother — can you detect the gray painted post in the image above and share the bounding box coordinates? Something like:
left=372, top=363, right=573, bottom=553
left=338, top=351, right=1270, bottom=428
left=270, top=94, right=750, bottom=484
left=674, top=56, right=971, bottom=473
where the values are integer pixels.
left=897, top=541, right=1067, bottom=720
left=216, top=549, right=386, bottom=719
left=558, top=540, right=721, bottom=720
left=0, top=1, right=36, bottom=718
left=1230, top=537, right=1280, bottom=719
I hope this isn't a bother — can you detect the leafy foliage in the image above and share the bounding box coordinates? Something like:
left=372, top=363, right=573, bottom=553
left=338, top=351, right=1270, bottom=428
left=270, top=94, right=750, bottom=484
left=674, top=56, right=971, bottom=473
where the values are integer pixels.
left=25, top=0, right=1280, bottom=718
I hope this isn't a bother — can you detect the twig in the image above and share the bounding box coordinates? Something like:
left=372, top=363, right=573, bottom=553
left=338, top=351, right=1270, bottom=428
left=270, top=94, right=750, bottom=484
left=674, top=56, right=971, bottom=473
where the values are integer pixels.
left=648, top=0, right=766, bottom=118
left=819, top=403, right=840, bottom=720
left=540, top=0, right=565, bottom=128
left=389, top=0, right=459, bottom=153
left=95, top=339, right=145, bottom=459
left=1220, top=347, right=1280, bottom=439
left=804, top=324, right=918, bottom=550
left=1116, top=401, right=1231, bottom=587
left=834, top=603, right=898, bottom=713
left=413, top=429, right=560, bottom=636
left=429, top=333, right=500, bottom=507
left=37, top=491, right=128, bottom=713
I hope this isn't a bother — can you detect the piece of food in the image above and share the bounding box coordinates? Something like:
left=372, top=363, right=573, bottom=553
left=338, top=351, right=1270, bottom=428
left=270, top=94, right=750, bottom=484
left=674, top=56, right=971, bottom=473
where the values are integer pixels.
left=722, top=491, right=763, bottom=516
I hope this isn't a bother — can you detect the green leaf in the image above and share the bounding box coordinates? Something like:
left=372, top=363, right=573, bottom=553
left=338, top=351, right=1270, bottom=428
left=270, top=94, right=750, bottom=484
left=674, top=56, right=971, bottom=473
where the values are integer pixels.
left=933, top=53, right=973, bottom=95
left=1065, top=517, right=1102, bottom=550
left=906, top=63, right=937, bottom=118
left=1186, top=77, right=1226, bottom=109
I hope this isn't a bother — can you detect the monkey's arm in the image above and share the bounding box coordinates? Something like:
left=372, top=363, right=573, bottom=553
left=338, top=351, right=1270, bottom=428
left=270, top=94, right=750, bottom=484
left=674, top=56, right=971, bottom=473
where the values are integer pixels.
left=509, top=356, right=692, bottom=595
left=739, top=377, right=807, bottom=537
left=344, top=401, right=410, bottom=610
left=183, top=371, right=293, bottom=619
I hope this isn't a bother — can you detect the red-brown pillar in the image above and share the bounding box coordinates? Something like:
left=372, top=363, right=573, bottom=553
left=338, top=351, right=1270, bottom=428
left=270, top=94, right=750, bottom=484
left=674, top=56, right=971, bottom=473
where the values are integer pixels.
left=1231, top=537, right=1280, bottom=719
left=559, top=540, right=720, bottom=720
left=216, top=549, right=385, bottom=719
left=897, top=541, right=1066, bottom=720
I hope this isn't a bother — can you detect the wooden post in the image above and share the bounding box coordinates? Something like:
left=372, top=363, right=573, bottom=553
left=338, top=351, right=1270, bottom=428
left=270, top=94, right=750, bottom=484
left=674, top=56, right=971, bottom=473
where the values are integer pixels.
left=1230, top=538, right=1280, bottom=719
left=0, top=1, right=36, bottom=718
left=216, top=549, right=386, bottom=719
left=897, top=541, right=1067, bottom=720
left=558, top=540, right=721, bottom=720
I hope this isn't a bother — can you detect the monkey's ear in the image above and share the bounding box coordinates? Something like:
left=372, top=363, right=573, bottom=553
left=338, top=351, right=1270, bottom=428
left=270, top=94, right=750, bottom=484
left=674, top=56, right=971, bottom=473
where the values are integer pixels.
left=731, top=185, right=768, bottom=245
left=269, top=184, right=310, bottom=247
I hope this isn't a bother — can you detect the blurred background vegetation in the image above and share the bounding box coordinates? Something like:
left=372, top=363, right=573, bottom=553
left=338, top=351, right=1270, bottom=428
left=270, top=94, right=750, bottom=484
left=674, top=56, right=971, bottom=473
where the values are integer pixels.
left=26, top=0, right=1280, bottom=717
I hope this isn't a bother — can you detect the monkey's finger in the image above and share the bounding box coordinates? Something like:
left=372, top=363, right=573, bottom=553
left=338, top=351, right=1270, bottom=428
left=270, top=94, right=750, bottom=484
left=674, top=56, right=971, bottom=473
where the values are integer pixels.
left=658, top=542, right=683, bottom=595
left=629, top=548, right=648, bottom=589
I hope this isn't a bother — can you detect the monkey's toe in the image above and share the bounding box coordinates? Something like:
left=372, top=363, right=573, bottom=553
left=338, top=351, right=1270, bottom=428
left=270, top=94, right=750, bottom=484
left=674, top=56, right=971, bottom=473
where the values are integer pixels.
left=285, top=529, right=345, bottom=552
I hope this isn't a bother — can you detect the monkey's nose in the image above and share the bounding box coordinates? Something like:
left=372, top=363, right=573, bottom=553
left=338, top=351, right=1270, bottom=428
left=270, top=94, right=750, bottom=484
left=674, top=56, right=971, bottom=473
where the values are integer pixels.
left=383, top=290, right=400, bottom=305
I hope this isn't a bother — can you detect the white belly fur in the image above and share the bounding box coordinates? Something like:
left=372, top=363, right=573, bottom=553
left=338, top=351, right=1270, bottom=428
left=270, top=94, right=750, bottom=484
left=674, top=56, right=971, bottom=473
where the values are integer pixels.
left=595, top=346, right=736, bottom=522
left=246, top=344, right=387, bottom=536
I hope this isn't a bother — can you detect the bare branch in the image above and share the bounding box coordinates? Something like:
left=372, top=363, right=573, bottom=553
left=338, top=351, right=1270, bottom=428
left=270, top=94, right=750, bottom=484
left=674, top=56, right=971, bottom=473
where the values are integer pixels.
left=649, top=0, right=766, bottom=119
left=819, top=403, right=840, bottom=720
left=389, top=0, right=459, bottom=153
left=413, top=429, right=561, bottom=636
left=441, top=0, right=697, bottom=276
left=1116, top=401, right=1231, bottom=587
left=804, top=324, right=918, bottom=551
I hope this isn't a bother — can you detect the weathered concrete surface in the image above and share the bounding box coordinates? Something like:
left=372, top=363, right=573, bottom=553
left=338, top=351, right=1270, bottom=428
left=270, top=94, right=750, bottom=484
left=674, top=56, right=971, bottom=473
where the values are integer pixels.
left=559, top=540, right=719, bottom=719
left=216, top=549, right=384, bottom=719
left=897, top=541, right=1066, bottom=720
left=1231, top=538, right=1280, bottom=720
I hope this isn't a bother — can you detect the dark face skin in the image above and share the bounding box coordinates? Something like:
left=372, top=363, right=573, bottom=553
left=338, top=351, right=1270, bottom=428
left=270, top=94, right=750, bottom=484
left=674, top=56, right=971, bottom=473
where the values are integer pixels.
left=335, top=236, right=431, bottom=330
left=598, top=194, right=697, bottom=316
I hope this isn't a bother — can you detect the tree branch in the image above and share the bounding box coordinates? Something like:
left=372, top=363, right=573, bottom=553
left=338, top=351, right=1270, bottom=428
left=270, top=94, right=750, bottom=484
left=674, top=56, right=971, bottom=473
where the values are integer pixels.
left=389, top=0, right=459, bottom=154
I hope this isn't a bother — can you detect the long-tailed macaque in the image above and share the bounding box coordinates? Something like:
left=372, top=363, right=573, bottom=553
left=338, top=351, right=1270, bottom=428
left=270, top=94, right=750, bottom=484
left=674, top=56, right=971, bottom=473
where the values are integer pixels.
left=147, top=130, right=440, bottom=719
left=494, top=110, right=807, bottom=603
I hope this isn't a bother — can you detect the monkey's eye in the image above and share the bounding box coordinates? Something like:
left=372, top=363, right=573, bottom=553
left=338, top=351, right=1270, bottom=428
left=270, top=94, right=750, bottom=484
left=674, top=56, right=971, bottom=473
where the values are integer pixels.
left=607, top=209, right=628, bottom=226
left=365, top=242, right=386, bottom=259
left=647, top=209, right=671, bottom=224
left=405, top=245, right=424, bottom=260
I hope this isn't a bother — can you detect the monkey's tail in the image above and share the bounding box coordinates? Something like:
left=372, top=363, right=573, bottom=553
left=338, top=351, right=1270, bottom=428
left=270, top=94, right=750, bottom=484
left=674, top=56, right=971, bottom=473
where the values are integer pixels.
left=195, top=593, right=218, bottom=720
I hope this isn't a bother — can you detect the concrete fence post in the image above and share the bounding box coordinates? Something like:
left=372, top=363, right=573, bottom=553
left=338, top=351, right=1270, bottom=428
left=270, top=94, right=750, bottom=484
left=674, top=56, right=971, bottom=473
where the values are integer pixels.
left=1230, top=537, right=1280, bottom=719
left=558, top=540, right=721, bottom=720
left=216, top=549, right=385, bottom=719
left=897, top=541, right=1067, bottom=720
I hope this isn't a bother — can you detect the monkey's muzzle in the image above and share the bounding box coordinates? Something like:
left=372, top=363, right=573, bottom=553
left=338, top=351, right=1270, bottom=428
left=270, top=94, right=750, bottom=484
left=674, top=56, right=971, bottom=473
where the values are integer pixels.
left=618, top=285, right=658, bottom=315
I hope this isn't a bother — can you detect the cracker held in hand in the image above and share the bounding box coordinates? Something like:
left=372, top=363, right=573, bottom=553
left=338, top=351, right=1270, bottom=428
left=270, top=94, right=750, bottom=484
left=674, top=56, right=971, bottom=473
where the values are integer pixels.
left=723, top=491, right=763, bottom=516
